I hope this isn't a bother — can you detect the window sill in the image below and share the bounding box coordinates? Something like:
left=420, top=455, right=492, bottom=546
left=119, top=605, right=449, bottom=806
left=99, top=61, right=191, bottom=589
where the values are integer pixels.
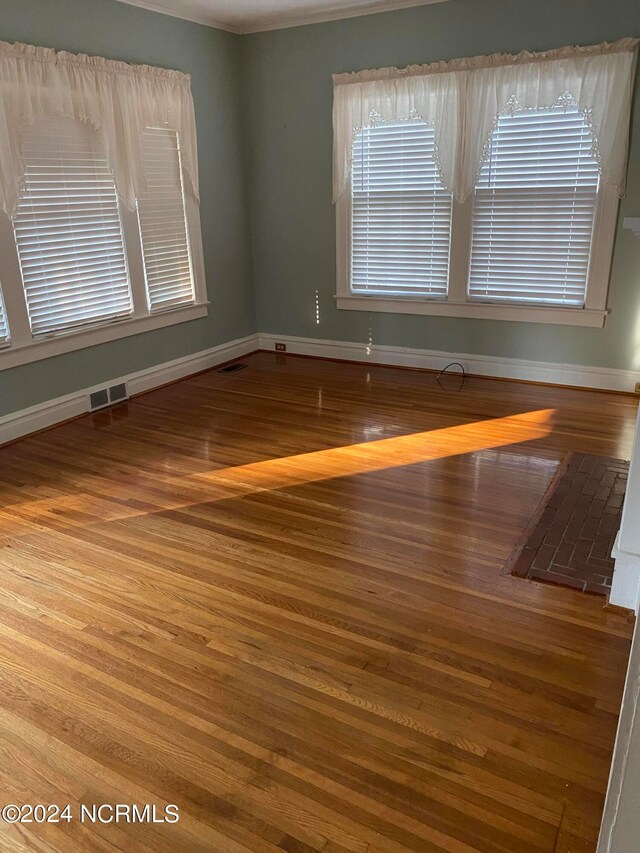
left=336, top=295, right=607, bottom=327
left=0, top=302, right=209, bottom=371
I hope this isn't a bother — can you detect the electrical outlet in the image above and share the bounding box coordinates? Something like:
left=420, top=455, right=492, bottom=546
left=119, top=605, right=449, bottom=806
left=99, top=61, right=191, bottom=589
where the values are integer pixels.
left=635, top=382, right=640, bottom=394
left=275, top=342, right=287, bottom=352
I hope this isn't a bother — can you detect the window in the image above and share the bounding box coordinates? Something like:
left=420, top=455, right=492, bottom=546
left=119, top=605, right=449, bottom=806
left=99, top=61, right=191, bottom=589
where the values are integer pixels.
left=469, top=106, right=600, bottom=308
left=0, top=42, right=207, bottom=371
left=0, top=118, right=206, bottom=369
left=0, top=286, right=8, bottom=345
left=334, top=40, right=637, bottom=328
left=137, top=127, right=195, bottom=312
left=337, top=105, right=617, bottom=326
left=14, top=118, right=132, bottom=338
left=351, top=121, right=452, bottom=299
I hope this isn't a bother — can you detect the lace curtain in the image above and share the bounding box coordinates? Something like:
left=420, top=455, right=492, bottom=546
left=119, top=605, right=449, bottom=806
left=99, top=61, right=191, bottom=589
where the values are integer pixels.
left=332, top=39, right=639, bottom=203
left=0, top=41, right=199, bottom=218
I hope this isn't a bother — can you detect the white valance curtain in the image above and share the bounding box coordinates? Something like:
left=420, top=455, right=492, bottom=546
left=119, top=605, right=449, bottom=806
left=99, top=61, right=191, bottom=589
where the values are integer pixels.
left=0, top=40, right=199, bottom=218
left=332, top=39, right=639, bottom=203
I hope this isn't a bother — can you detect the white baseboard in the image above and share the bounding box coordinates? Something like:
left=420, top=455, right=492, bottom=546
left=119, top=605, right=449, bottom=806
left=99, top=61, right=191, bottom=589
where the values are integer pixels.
left=2, top=330, right=637, bottom=446
left=0, top=333, right=259, bottom=446
left=258, top=333, right=640, bottom=393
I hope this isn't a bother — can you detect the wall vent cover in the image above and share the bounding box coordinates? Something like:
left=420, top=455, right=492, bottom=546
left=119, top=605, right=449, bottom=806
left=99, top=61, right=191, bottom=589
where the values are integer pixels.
left=89, top=389, right=109, bottom=411
left=218, top=363, right=248, bottom=373
left=109, top=383, right=128, bottom=403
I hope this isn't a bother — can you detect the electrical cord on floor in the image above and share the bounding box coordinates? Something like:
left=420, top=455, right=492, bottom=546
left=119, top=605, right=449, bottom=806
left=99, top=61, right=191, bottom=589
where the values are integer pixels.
left=436, top=361, right=468, bottom=390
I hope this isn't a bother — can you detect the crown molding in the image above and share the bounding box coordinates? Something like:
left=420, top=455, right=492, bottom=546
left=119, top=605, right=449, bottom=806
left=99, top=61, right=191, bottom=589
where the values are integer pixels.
left=115, top=0, right=448, bottom=34
left=240, top=0, right=449, bottom=33
left=114, top=0, right=242, bottom=32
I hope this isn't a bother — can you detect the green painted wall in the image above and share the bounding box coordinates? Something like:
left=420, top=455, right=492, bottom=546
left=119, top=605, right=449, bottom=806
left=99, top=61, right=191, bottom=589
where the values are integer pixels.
left=243, top=0, right=640, bottom=370
left=0, top=0, right=255, bottom=416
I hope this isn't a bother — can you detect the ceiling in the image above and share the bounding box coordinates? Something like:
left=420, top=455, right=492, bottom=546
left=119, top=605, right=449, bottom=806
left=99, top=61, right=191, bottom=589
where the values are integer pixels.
left=115, top=0, right=449, bottom=34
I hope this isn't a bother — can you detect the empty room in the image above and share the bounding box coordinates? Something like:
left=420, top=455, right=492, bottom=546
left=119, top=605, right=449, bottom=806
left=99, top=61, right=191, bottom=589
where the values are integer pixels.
left=1, top=0, right=640, bottom=850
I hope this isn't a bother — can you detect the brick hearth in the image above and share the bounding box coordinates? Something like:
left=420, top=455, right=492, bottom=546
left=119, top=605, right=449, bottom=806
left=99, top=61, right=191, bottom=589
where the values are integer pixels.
left=508, top=453, right=628, bottom=595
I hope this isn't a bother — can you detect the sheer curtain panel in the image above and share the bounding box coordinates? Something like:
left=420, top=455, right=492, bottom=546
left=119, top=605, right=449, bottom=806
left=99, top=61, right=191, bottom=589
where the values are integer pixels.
left=0, top=40, right=200, bottom=218
left=332, top=39, right=638, bottom=204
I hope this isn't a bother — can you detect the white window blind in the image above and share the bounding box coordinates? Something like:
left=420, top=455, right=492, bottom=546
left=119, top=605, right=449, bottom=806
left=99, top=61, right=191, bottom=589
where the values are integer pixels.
left=351, top=121, right=452, bottom=298
left=0, top=287, right=9, bottom=344
left=137, top=127, right=195, bottom=312
left=469, top=105, right=600, bottom=307
left=13, top=118, right=132, bottom=338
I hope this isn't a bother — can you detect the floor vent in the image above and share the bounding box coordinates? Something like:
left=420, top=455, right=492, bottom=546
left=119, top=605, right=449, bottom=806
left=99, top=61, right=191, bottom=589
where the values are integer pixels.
left=218, top=363, right=248, bottom=373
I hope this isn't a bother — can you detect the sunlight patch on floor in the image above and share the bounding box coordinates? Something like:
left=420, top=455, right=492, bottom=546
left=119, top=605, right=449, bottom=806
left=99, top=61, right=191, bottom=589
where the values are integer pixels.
left=0, top=409, right=556, bottom=532
left=198, top=408, right=556, bottom=493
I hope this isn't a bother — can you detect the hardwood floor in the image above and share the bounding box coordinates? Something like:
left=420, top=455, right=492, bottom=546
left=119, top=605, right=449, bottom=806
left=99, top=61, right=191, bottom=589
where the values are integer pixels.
left=0, top=351, right=637, bottom=853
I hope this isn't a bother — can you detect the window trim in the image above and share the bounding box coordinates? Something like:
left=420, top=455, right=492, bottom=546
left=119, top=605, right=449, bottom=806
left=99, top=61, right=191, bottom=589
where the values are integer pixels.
left=0, top=129, right=208, bottom=372
left=336, top=131, right=619, bottom=328
left=0, top=301, right=209, bottom=370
